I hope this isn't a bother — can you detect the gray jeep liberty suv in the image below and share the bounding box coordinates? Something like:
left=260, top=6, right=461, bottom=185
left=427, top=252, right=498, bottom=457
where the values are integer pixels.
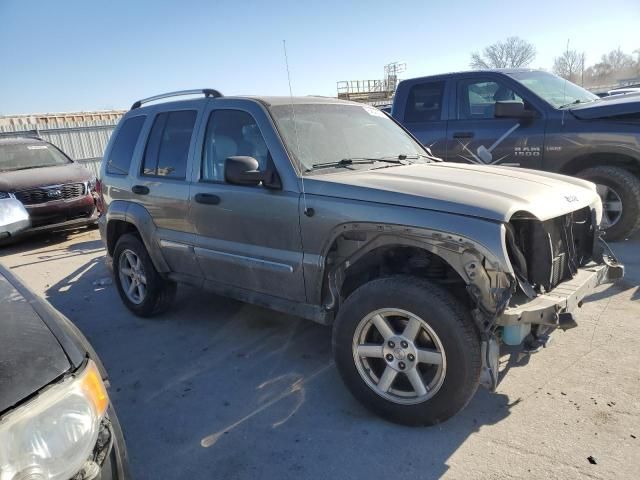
left=98, top=89, right=623, bottom=425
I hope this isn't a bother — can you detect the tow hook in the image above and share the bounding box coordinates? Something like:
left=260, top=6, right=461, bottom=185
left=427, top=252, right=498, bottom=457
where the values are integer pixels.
left=557, top=312, right=578, bottom=331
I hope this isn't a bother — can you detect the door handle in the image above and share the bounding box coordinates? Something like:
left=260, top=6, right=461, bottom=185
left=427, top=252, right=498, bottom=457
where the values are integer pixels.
left=453, top=131, right=475, bottom=139
left=131, top=185, right=149, bottom=195
left=195, top=193, right=221, bottom=205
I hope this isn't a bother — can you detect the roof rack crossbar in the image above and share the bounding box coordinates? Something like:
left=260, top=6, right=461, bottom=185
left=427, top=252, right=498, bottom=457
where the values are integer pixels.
left=130, top=89, right=223, bottom=109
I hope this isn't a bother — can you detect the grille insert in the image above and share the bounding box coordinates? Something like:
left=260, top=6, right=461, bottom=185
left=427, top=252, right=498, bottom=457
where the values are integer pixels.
left=15, top=183, right=86, bottom=205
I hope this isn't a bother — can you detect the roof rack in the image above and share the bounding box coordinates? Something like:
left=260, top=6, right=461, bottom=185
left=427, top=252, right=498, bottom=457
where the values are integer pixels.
left=130, top=89, right=223, bottom=110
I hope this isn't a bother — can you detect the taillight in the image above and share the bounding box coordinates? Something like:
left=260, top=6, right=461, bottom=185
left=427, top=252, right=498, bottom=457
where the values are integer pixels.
left=95, top=178, right=105, bottom=215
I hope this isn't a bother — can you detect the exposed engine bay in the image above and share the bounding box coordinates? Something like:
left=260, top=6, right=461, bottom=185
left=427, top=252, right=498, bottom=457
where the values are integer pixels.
left=507, top=207, right=596, bottom=296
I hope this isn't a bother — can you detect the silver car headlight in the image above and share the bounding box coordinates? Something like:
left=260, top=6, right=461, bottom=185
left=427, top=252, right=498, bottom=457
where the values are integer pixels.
left=0, top=360, right=109, bottom=480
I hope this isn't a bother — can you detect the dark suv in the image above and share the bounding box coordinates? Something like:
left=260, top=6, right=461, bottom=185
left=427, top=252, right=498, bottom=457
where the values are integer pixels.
left=0, top=137, right=98, bottom=240
left=98, top=89, right=622, bottom=425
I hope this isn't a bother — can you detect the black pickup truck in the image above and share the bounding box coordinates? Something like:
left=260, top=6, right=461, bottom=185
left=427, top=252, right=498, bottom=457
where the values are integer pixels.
left=392, top=69, right=640, bottom=240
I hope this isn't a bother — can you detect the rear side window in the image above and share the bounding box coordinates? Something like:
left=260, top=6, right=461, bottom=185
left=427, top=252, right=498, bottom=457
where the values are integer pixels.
left=106, top=115, right=146, bottom=175
left=404, top=81, right=445, bottom=123
left=142, top=110, right=197, bottom=179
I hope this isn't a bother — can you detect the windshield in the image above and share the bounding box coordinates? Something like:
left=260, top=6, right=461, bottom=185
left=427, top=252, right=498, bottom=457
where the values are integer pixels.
left=0, top=142, right=71, bottom=172
left=508, top=71, right=599, bottom=109
left=270, top=103, right=428, bottom=173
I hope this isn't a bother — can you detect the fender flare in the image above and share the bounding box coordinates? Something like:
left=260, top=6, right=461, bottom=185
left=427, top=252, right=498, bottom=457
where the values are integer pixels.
left=105, top=201, right=170, bottom=273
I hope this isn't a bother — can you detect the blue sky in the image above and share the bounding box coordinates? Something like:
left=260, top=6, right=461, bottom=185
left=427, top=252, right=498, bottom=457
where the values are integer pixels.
left=0, top=0, right=638, bottom=115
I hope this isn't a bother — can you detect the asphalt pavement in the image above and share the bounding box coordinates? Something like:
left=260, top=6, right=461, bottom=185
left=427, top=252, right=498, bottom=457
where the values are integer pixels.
left=1, top=228, right=638, bottom=479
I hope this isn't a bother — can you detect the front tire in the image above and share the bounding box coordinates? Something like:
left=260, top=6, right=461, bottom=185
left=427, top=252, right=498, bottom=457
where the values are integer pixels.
left=578, top=166, right=640, bottom=241
left=113, top=233, right=176, bottom=317
left=332, top=276, right=481, bottom=426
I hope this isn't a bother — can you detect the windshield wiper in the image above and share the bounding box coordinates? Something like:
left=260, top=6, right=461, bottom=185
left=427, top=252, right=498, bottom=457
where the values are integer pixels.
left=310, top=157, right=406, bottom=170
left=558, top=98, right=597, bottom=109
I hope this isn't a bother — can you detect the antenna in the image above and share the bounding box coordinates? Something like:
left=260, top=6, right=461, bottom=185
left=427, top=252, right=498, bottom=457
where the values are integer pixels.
left=282, top=40, right=311, bottom=216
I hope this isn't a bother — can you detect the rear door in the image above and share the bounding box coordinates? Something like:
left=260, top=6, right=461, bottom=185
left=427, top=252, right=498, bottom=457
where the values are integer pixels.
left=393, top=79, right=449, bottom=158
left=445, top=75, right=546, bottom=168
left=188, top=100, right=306, bottom=302
left=130, top=101, right=204, bottom=275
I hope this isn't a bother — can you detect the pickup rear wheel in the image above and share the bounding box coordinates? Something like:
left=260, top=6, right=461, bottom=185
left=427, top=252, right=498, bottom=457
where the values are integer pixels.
left=332, top=276, right=481, bottom=426
left=578, top=166, right=640, bottom=241
left=113, top=233, right=176, bottom=317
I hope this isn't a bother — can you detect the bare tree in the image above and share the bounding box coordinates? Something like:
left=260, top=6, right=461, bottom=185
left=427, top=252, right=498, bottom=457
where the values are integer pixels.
left=584, top=47, right=637, bottom=85
left=470, top=37, right=536, bottom=69
left=553, top=49, right=584, bottom=83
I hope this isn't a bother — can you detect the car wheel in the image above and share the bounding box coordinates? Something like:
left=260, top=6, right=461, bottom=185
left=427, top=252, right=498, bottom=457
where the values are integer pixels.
left=332, top=275, right=481, bottom=426
left=578, top=166, right=640, bottom=241
left=113, top=233, right=176, bottom=317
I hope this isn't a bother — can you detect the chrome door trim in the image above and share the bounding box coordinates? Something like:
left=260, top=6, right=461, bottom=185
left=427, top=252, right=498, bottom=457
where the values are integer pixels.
left=193, top=247, right=294, bottom=273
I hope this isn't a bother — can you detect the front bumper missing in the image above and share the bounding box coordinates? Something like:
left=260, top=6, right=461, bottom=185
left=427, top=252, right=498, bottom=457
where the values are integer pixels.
left=497, top=261, right=624, bottom=327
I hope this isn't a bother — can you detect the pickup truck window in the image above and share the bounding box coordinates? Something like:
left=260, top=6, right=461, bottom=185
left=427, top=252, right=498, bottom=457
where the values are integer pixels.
left=405, top=81, right=445, bottom=123
left=457, top=80, right=522, bottom=120
left=508, top=70, right=598, bottom=108
left=142, top=110, right=196, bottom=179
left=270, top=103, right=426, bottom=174
left=201, top=110, right=270, bottom=182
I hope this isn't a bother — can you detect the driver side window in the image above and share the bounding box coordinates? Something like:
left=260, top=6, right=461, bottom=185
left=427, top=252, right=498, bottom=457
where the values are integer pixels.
left=201, top=110, right=270, bottom=182
left=457, top=80, right=523, bottom=120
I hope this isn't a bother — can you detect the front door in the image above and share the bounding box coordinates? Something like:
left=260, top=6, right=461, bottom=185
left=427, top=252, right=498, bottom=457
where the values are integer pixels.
left=445, top=76, right=546, bottom=169
left=188, top=104, right=306, bottom=302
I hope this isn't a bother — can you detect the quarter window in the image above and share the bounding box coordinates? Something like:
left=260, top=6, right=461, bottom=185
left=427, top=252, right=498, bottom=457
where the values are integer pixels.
left=457, top=80, right=523, bottom=120
left=106, top=115, right=146, bottom=175
left=404, top=81, right=445, bottom=123
left=201, top=110, right=269, bottom=182
left=142, top=110, right=196, bottom=178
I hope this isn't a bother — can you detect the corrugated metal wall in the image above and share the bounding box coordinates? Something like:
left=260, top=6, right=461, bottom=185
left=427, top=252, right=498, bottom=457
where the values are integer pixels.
left=0, top=111, right=125, bottom=177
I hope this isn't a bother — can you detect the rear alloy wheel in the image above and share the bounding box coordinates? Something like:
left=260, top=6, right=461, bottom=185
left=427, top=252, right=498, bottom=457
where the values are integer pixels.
left=333, top=276, right=481, bottom=426
left=578, top=166, right=640, bottom=241
left=113, top=233, right=176, bottom=317
left=118, top=249, right=147, bottom=305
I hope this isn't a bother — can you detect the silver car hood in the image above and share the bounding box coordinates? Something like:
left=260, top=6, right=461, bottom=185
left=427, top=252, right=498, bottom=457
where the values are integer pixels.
left=306, top=162, right=601, bottom=223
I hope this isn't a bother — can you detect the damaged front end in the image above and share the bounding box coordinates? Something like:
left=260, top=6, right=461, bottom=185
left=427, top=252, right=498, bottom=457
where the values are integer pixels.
left=475, top=206, right=623, bottom=391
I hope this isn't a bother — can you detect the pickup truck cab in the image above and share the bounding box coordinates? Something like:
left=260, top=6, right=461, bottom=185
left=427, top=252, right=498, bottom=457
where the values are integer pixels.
left=392, top=69, right=640, bottom=240
left=98, top=89, right=622, bottom=426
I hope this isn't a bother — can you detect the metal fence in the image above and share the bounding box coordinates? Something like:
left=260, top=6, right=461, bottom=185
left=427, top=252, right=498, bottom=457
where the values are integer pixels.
left=0, top=110, right=125, bottom=177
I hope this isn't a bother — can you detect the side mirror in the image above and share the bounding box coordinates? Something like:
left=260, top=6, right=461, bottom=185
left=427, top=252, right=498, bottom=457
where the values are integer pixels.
left=0, top=198, right=30, bottom=240
left=225, top=156, right=282, bottom=189
left=494, top=101, right=535, bottom=119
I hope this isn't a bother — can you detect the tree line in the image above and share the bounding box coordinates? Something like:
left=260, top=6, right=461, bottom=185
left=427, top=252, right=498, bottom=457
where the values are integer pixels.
left=470, top=36, right=640, bottom=88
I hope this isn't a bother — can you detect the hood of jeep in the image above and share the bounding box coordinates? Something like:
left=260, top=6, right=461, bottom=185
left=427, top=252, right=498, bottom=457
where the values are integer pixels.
left=569, top=94, right=640, bottom=120
left=306, top=162, right=600, bottom=223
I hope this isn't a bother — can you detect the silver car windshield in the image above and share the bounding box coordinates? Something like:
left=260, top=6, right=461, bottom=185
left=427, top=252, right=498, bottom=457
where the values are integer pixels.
left=270, top=103, right=429, bottom=174
left=508, top=71, right=599, bottom=109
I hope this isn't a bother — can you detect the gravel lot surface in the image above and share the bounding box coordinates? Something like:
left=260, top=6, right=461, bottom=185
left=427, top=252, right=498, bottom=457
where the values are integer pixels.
left=2, top=228, right=638, bottom=479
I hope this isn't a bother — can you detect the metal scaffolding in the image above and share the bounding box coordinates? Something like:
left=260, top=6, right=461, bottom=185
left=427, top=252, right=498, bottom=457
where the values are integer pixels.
left=337, top=62, right=406, bottom=106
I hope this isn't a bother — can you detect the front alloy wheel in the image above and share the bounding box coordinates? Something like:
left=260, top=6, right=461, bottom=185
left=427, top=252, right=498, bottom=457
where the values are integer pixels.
left=353, top=308, right=447, bottom=404
left=333, top=276, right=481, bottom=426
left=595, top=183, right=623, bottom=229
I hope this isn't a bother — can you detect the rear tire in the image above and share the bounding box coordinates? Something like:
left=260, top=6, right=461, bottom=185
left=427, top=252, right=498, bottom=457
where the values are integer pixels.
left=578, top=166, right=640, bottom=241
left=113, top=233, right=176, bottom=317
left=332, top=276, right=481, bottom=426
